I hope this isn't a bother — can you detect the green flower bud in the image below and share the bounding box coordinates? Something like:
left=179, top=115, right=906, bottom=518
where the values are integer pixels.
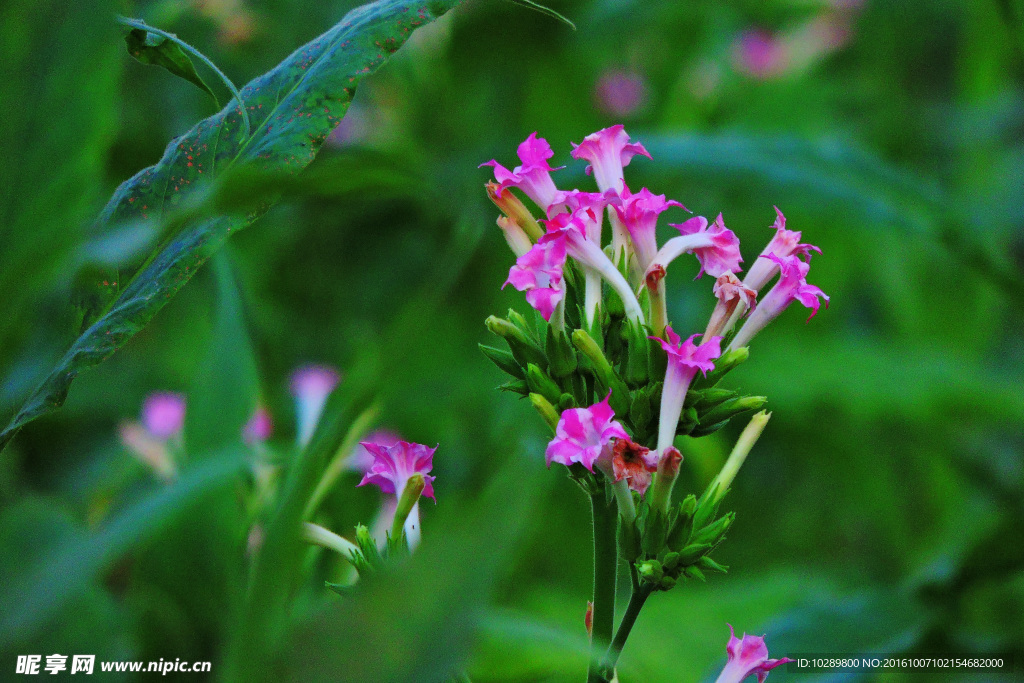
left=485, top=315, right=546, bottom=367
left=478, top=343, right=525, bottom=379
left=689, top=512, right=734, bottom=547
left=526, top=364, right=562, bottom=404
left=529, top=393, right=560, bottom=431
left=698, top=395, right=767, bottom=426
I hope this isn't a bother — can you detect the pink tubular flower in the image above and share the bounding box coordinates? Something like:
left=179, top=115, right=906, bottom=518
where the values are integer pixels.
left=243, top=406, right=274, bottom=444
left=545, top=392, right=630, bottom=471
left=595, top=69, right=648, bottom=119
left=714, top=624, right=793, bottom=683
left=358, top=440, right=437, bottom=501
left=704, top=273, right=758, bottom=339
left=743, top=207, right=821, bottom=292
left=597, top=438, right=659, bottom=495
left=346, top=429, right=402, bottom=473
left=651, top=328, right=722, bottom=453
left=290, top=365, right=341, bottom=447
left=570, top=125, right=651, bottom=194
left=481, top=132, right=563, bottom=215
left=729, top=253, right=829, bottom=349
left=612, top=185, right=686, bottom=270
left=141, top=392, right=186, bottom=440
left=647, top=214, right=743, bottom=286
left=504, top=235, right=567, bottom=323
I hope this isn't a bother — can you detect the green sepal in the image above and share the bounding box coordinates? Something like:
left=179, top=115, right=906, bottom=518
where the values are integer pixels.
left=694, top=347, right=749, bottom=388
left=571, top=329, right=630, bottom=415
left=666, top=494, right=697, bottom=550
left=695, top=387, right=735, bottom=409
left=629, top=390, right=653, bottom=433
left=526, top=364, right=562, bottom=404
left=498, top=379, right=530, bottom=396
left=688, top=419, right=731, bottom=438
left=697, top=556, right=729, bottom=573
left=657, top=574, right=677, bottom=591
left=529, top=393, right=560, bottom=432
left=691, top=484, right=721, bottom=532
left=689, top=512, right=734, bottom=547
left=623, top=321, right=650, bottom=387
left=642, top=508, right=668, bottom=557
left=479, top=343, right=525, bottom=379
left=676, top=542, right=712, bottom=565
left=354, top=524, right=383, bottom=571
left=545, top=327, right=577, bottom=378
left=485, top=315, right=547, bottom=368
left=698, top=395, right=767, bottom=425
left=324, top=581, right=354, bottom=596
left=618, top=515, right=642, bottom=562
left=676, top=405, right=700, bottom=436
left=682, top=565, right=706, bottom=581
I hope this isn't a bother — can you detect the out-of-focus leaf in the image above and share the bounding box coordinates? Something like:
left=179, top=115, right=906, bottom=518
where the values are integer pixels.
left=0, top=0, right=465, bottom=452
left=124, top=27, right=220, bottom=107
left=285, top=458, right=549, bottom=683
left=184, top=251, right=259, bottom=452
left=0, top=451, right=245, bottom=649
left=506, top=0, right=577, bottom=30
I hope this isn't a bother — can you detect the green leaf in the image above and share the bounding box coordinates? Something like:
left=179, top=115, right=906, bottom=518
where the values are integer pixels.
left=124, top=27, right=220, bottom=107
left=505, top=0, right=576, bottom=30
left=0, top=0, right=464, bottom=452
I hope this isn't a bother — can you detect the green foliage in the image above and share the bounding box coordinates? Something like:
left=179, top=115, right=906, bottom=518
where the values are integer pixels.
left=124, top=26, right=221, bottom=107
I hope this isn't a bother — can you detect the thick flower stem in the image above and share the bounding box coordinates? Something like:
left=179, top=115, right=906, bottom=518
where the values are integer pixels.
left=647, top=279, right=668, bottom=337
left=601, top=584, right=653, bottom=678
left=587, top=490, right=618, bottom=683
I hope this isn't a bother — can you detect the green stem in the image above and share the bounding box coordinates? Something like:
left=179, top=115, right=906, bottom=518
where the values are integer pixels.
left=587, top=490, right=617, bottom=683
left=601, top=585, right=653, bottom=677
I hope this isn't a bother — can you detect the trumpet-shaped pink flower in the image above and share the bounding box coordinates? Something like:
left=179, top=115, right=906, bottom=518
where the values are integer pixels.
left=714, top=624, right=793, bottom=683
left=705, top=273, right=758, bottom=339
left=358, top=440, right=437, bottom=500
left=570, top=125, right=651, bottom=194
left=597, top=437, right=659, bottom=495
left=346, top=429, right=403, bottom=473
left=141, top=392, right=186, bottom=440
left=730, top=253, right=829, bottom=349
left=290, top=365, right=341, bottom=447
left=612, top=185, right=686, bottom=269
left=505, top=235, right=567, bottom=322
left=546, top=392, right=630, bottom=471
left=481, top=132, right=563, bottom=214
left=674, top=214, right=743, bottom=278
left=243, top=406, right=274, bottom=444
left=550, top=190, right=610, bottom=241
left=651, top=328, right=722, bottom=452
left=743, top=207, right=821, bottom=292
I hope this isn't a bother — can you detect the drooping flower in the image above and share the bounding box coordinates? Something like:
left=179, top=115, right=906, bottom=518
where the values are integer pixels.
left=596, top=437, right=659, bottom=495
left=481, top=132, right=564, bottom=214
left=611, top=185, right=686, bottom=270
left=545, top=392, right=630, bottom=471
left=704, top=273, right=758, bottom=339
left=358, top=440, right=437, bottom=501
left=505, top=235, right=567, bottom=323
left=570, top=125, right=651, bottom=195
left=141, top=392, right=186, bottom=440
left=290, top=365, right=341, bottom=447
left=646, top=214, right=743, bottom=284
left=714, top=624, right=793, bottom=683
left=243, top=406, right=274, bottom=444
left=595, top=69, right=648, bottom=119
left=729, top=253, right=829, bottom=349
left=651, top=328, right=722, bottom=453
left=742, top=207, right=821, bottom=293
left=542, top=212, right=647, bottom=324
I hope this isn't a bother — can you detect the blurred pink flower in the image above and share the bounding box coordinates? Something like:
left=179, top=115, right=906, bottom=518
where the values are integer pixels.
left=290, top=365, right=341, bottom=446
left=545, top=392, right=630, bottom=471
left=358, top=440, right=437, bottom=501
left=141, top=392, right=186, bottom=440
left=570, top=125, right=651, bottom=194
left=733, top=29, right=790, bottom=79
left=594, top=69, right=648, bottom=119
left=243, top=406, right=274, bottom=444
left=714, top=624, right=793, bottom=683
left=481, top=132, right=563, bottom=215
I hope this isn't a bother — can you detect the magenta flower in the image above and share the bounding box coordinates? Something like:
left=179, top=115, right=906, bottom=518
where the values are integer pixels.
left=730, top=253, right=829, bottom=349
left=505, top=235, right=567, bottom=323
left=733, top=29, right=790, bottom=80
left=141, top=392, right=186, bottom=440
left=481, top=132, right=563, bottom=214
left=595, top=69, right=648, bottom=119
left=570, top=125, right=651, bottom=194
left=358, top=440, right=437, bottom=501
left=647, top=214, right=743, bottom=285
left=714, top=624, right=793, bottom=683
left=346, top=429, right=402, bottom=473
left=545, top=392, right=630, bottom=471
left=651, top=328, right=722, bottom=453
left=243, top=406, right=274, bottom=444
left=290, top=365, right=341, bottom=447
left=550, top=189, right=610, bottom=242
left=612, top=185, right=686, bottom=270
left=743, top=207, right=821, bottom=292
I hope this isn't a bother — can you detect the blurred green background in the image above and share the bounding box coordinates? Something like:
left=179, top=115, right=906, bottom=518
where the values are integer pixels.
left=1, top=0, right=1023, bottom=680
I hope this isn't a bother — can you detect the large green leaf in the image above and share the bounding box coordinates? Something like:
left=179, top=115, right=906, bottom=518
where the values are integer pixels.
left=124, top=27, right=220, bottom=107
left=0, top=0, right=464, bottom=452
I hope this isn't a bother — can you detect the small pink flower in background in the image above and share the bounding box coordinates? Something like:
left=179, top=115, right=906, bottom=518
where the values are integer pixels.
left=141, top=392, right=186, bottom=440
left=730, top=253, right=829, bottom=349
left=594, top=69, right=648, bottom=119
left=612, top=185, right=686, bottom=270
left=326, top=100, right=370, bottom=147
left=570, top=125, right=651, bottom=194
left=546, top=392, right=630, bottom=471
left=505, top=235, right=568, bottom=322
left=598, top=438, right=659, bottom=495
left=358, top=440, right=437, bottom=501
left=290, top=365, right=341, bottom=447
left=714, top=624, right=793, bottom=683
left=652, top=329, right=722, bottom=453
left=481, top=132, right=563, bottom=214
left=743, top=208, right=821, bottom=292
left=733, top=29, right=790, bottom=79
left=346, top=429, right=403, bottom=473
left=243, top=406, right=274, bottom=444
left=119, top=423, right=177, bottom=481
